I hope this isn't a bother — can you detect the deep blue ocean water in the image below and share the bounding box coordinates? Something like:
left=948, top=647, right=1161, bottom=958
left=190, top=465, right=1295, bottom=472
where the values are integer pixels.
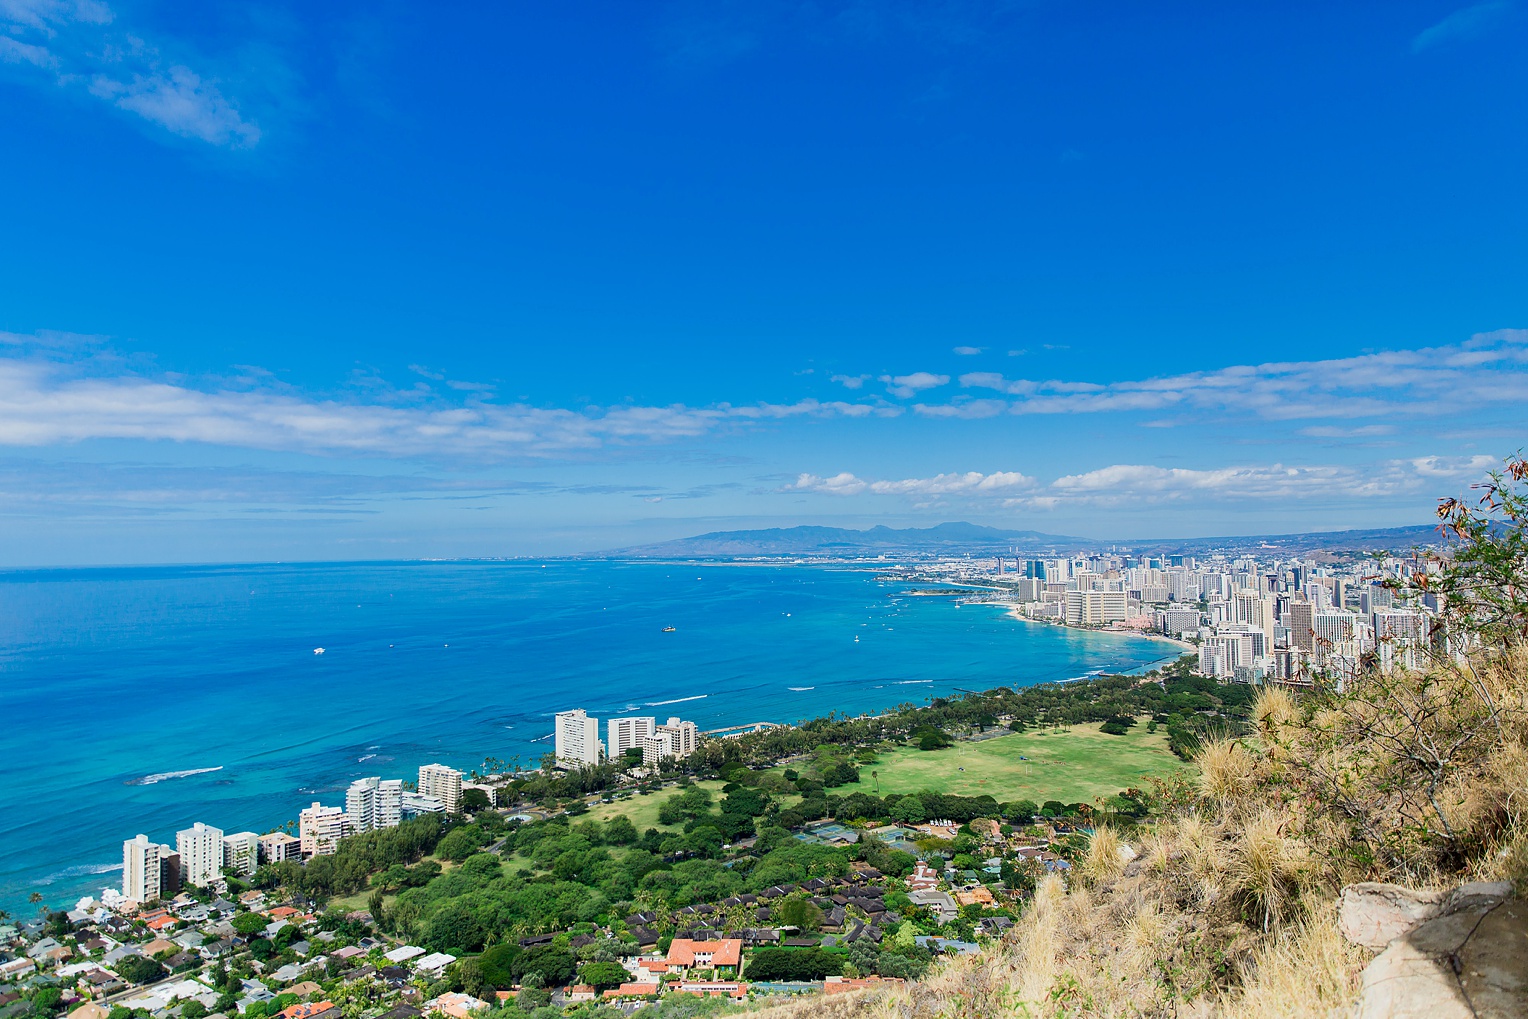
left=0, top=560, right=1176, bottom=915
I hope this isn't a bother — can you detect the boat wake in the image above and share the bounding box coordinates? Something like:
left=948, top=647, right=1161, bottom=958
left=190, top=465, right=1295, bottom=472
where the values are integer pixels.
left=127, top=766, right=223, bottom=786
left=788, top=686, right=815, bottom=691
left=645, top=695, right=707, bottom=707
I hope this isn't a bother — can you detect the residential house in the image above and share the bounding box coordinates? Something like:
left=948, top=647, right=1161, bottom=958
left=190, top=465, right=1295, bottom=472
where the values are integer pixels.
left=664, top=939, right=742, bottom=974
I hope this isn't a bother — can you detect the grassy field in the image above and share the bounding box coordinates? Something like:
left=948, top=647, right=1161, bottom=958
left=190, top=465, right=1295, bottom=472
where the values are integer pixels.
left=581, top=779, right=729, bottom=831
left=864, top=724, right=1192, bottom=805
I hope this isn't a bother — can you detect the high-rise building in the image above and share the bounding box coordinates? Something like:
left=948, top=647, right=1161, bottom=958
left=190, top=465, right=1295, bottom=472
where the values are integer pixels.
left=222, top=832, right=260, bottom=876
left=346, top=777, right=404, bottom=832
left=1286, top=600, right=1316, bottom=652
left=299, top=802, right=350, bottom=858
left=608, top=716, right=655, bottom=761
left=1064, top=590, right=1128, bottom=627
left=176, top=822, right=224, bottom=888
left=643, top=717, right=699, bottom=765
left=418, top=763, right=463, bottom=814
left=122, top=834, right=177, bottom=904
left=555, top=709, right=603, bottom=768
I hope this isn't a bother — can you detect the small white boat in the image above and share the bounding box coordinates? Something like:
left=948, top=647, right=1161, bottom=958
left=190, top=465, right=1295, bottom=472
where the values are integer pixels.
left=313, top=647, right=325, bottom=655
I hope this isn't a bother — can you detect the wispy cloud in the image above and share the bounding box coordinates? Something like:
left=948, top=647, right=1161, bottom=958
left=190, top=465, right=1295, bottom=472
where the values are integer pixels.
left=0, top=351, right=898, bottom=460
left=945, top=329, right=1528, bottom=421
left=952, top=345, right=984, bottom=355
left=1412, top=2, right=1513, bottom=52
left=830, top=373, right=870, bottom=390
left=786, top=470, right=1033, bottom=499
left=879, top=371, right=950, bottom=398
left=0, top=0, right=261, bottom=147
left=780, top=456, right=1497, bottom=509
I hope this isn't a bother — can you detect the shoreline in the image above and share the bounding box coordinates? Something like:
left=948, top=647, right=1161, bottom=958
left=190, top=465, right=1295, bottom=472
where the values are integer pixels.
left=994, top=602, right=1195, bottom=672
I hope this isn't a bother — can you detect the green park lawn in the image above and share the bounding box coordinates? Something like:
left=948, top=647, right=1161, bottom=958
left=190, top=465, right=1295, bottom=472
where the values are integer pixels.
left=581, top=779, right=730, bottom=832
left=864, top=724, right=1192, bottom=806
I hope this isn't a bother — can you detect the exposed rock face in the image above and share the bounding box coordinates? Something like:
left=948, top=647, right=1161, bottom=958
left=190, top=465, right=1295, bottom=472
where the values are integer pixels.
left=1339, top=883, right=1447, bottom=949
left=1347, top=882, right=1526, bottom=1019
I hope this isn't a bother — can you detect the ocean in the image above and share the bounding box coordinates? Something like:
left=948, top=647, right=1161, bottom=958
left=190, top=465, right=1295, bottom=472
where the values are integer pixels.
left=0, top=560, right=1176, bottom=915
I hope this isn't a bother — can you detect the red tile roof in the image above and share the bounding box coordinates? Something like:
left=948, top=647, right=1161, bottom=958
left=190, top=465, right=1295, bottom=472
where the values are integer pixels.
left=279, top=1002, right=335, bottom=1019
left=665, top=939, right=742, bottom=968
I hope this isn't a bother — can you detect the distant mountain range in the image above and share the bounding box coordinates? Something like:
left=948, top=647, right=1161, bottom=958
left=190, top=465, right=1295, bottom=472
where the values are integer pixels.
left=612, top=521, right=1442, bottom=557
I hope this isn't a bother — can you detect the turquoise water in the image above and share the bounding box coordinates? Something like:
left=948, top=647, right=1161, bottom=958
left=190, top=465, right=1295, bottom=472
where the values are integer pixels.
left=0, top=560, right=1174, bottom=914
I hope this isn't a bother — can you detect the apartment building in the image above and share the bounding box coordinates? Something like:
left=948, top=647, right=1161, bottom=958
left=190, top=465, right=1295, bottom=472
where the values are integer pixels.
left=402, top=792, right=447, bottom=817
left=418, top=763, right=463, bottom=814
left=222, top=831, right=260, bottom=876
left=299, top=802, right=350, bottom=858
left=258, top=832, right=300, bottom=864
left=176, top=822, right=224, bottom=888
left=122, top=834, right=179, bottom=904
left=555, top=709, right=603, bottom=768
left=346, top=776, right=404, bottom=832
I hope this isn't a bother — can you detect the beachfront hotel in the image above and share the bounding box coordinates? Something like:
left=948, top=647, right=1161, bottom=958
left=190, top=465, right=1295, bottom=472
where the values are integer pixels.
left=608, top=716, right=655, bottom=759
left=418, top=763, right=463, bottom=813
left=555, top=708, right=603, bottom=768
left=644, top=717, right=698, bottom=765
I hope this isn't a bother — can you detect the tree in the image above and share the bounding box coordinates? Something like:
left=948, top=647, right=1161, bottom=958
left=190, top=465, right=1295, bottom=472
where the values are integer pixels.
left=776, top=895, right=823, bottom=932
left=232, top=912, right=269, bottom=936
left=436, top=825, right=488, bottom=863
left=427, top=903, right=485, bottom=954
left=180, top=1002, right=207, bottom=1019
left=603, top=815, right=638, bottom=845
left=115, top=955, right=166, bottom=985
left=32, top=989, right=61, bottom=1013
left=1433, top=454, right=1528, bottom=641
left=460, top=788, right=492, bottom=813
left=744, top=948, right=843, bottom=981
left=577, top=962, right=629, bottom=991
left=1006, top=799, right=1038, bottom=823
left=455, top=957, right=487, bottom=998
left=892, top=797, right=926, bottom=824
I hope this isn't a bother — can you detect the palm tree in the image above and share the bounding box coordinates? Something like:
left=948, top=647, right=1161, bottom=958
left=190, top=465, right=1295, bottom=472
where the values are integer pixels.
left=871, top=770, right=879, bottom=794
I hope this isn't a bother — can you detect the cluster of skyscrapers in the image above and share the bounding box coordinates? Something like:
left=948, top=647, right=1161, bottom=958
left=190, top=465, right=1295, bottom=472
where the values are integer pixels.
left=554, top=709, right=699, bottom=769
left=997, top=552, right=1436, bottom=684
left=119, top=762, right=465, bottom=901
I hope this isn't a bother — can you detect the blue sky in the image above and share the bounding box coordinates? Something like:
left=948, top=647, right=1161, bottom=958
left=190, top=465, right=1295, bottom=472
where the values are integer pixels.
left=1, top=1, right=1525, bottom=563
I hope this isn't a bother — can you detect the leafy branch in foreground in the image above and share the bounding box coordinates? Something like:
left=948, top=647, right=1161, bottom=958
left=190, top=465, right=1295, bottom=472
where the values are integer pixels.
left=1433, top=452, right=1528, bottom=643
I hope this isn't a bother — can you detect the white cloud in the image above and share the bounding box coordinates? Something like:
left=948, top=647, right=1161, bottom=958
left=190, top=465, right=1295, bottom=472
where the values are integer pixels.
left=946, top=329, right=1528, bottom=422
left=787, top=470, right=1033, bottom=498
left=1013, top=456, right=1498, bottom=509
left=1, top=0, right=261, bottom=148
left=879, top=371, right=950, bottom=398
left=1412, top=2, right=1512, bottom=52
left=830, top=373, right=869, bottom=390
left=952, top=346, right=984, bottom=355
left=0, top=354, right=897, bottom=459
left=780, top=457, right=1496, bottom=510
left=1299, top=424, right=1395, bottom=439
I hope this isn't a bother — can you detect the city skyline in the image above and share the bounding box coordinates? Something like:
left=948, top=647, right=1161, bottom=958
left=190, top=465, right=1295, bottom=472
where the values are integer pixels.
left=1, top=3, right=1525, bottom=564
